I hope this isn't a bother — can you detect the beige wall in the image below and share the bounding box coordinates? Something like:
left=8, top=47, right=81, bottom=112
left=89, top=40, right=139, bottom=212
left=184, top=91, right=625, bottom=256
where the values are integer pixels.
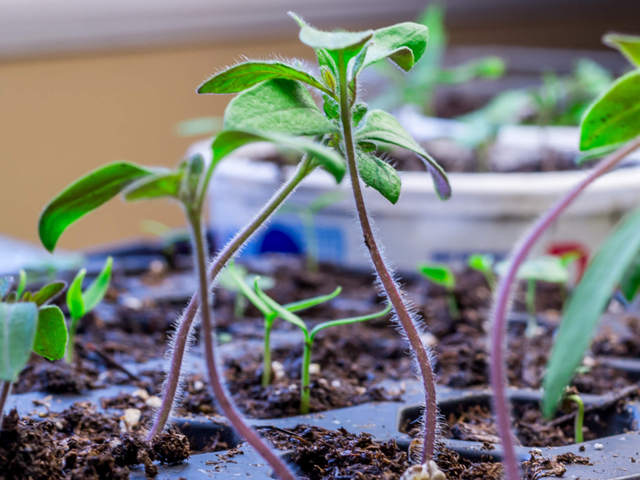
left=0, top=39, right=312, bottom=250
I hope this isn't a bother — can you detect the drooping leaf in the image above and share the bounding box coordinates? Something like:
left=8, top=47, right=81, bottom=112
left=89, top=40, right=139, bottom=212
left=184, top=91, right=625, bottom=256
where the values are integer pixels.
left=356, top=151, right=401, bottom=204
left=34, top=305, right=68, bottom=361
left=355, top=110, right=450, bottom=199
left=604, top=33, right=640, bottom=67
left=198, top=61, right=328, bottom=94
left=224, top=79, right=336, bottom=136
left=362, top=22, right=428, bottom=71
left=542, top=208, right=640, bottom=417
left=31, top=281, right=67, bottom=306
left=579, top=70, right=640, bottom=152
left=67, top=269, right=86, bottom=320
left=212, top=130, right=345, bottom=183
left=418, top=263, right=456, bottom=289
left=0, top=302, right=38, bottom=381
left=254, top=281, right=308, bottom=333
left=39, top=162, right=154, bottom=252
left=82, top=257, right=113, bottom=313
left=124, top=170, right=182, bottom=202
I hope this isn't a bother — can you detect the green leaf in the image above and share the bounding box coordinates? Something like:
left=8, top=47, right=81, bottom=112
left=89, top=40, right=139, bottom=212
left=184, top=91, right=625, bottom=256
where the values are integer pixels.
left=468, top=254, right=494, bottom=275
left=356, top=151, right=401, bottom=204
left=222, top=265, right=272, bottom=318
left=0, top=302, right=38, bottom=382
left=579, top=70, right=640, bottom=152
left=620, top=253, right=640, bottom=302
left=604, top=33, right=640, bottom=66
left=363, top=22, right=428, bottom=71
left=197, top=61, right=328, bottom=94
left=15, top=270, right=26, bottom=299
left=82, top=257, right=113, bottom=313
left=418, top=263, right=456, bottom=289
left=212, top=130, right=345, bottom=183
left=224, top=79, right=336, bottom=136
left=542, top=208, right=640, bottom=417
left=254, top=280, right=308, bottom=333
left=284, top=286, right=342, bottom=313
left=310, top=304, right=391, bottom=341
left=124, top=170, right=182, bottom=202
left=31, top=281, right=67, bottom=306
left=39, top=162, right=154, bottom=252
left=67, top=269, right=86, bottom=319
left=496, top=256, right=570, bottom=284
left=356, top=110, right=450, bottom=199
left=34, top=305, right=68, bottom=361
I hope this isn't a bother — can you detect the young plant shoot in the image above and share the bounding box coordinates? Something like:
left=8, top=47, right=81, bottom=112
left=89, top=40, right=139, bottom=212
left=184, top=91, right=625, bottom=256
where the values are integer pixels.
left=251, top=278, right=391, bottom=414
left=218, top=261, right=275, bottom=320
left=489, top=33, right=640, bottom=480
left=467, top=253, right=496, bottom=290
left=65, top=257, right=113, bottom=363
left=418, top=263, right=459, bottom=319
left=0, top=273, right=68, bottom=428
left=562, top=390, right=585, bottom=444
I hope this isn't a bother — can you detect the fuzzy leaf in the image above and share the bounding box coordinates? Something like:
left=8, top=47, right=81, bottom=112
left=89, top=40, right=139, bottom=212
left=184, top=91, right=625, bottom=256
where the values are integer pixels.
left=39, top=162, right=154, bottom=252
left=363, top=22, right=428, bottom=71
left=67, top=269, right=86, bottom=319
left=356, top=151, right=401, bottom=204
left=224, top=79, right=335, bottom=136
left=356, top=110, right=450, bottom=199
left=34, top=305, right=68, bottom=361
left=418, top=263, right=455, bottom=289
left=31, top=281, right=66, bottom=306
left=543, top=208, right=640, bottom=417
left=212, top=130, right=345, bottom=183
left=604, top=33, right=640, bottom=66
left=0, top=302, right=38, bottom=382
left=580, top=70, right=640, bottom=152
left=198, top=61, right=327, bottom=94
left=82, top=257, right=112, bottom=313
left=124, top=170, right=182, bottom=202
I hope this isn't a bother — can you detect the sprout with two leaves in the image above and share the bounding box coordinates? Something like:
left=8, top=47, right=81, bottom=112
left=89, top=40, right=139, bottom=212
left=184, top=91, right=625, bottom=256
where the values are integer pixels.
left=417, top=263, right=459, bottom=319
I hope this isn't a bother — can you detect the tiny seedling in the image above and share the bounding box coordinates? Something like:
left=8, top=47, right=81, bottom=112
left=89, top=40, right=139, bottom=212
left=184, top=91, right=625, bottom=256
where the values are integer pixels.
left=218, top=262, right=275, bottom=320
left=418, top=262, right=459, bottom=319
left=0, top=272, right=68, bottom=428
left=66, top=257, right=113, bottom=363
left=467, top=253, right=496, bottom=290
left=562, top=390, right=585, bottom=444
left=252, top=278, right=391, bottom=414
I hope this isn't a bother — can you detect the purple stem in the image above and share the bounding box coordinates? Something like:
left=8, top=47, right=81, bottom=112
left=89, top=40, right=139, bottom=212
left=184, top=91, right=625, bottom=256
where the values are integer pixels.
left=490, top=137, right=640, bottom=480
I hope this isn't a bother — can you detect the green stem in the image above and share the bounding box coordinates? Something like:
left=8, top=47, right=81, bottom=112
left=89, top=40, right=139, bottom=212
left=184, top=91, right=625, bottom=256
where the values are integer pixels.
left=262, top=316, right=275, bottom=387
left=0, top=381, right=11, bottom=430
left=300, top=339, right=312, bottom=414
left=567, top=394, right=584, bottom=443
left=447, top=291, right=460, bottom=320
left=66, top=316, right=80, bottom=364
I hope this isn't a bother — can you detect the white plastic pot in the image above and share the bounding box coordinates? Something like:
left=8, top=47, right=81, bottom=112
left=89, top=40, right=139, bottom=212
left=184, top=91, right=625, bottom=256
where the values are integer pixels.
left=191, top=124, right=640, bottom=272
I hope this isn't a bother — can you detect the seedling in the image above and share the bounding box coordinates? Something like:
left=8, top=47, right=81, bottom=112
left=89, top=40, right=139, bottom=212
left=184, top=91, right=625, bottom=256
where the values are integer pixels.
left=489, top=33, right=640, bottom=480
left=252, top=279, right=391, bottom=414
left=0, top=273, right=68, bottom=428
left=65, top=257, right=113, bottom=363
left=561, top=390, right=585, bottom=444
left=218, top=262, right=275, bottom=320
left=467, top=253, right=496, bottom=290
left=418, top=263, right=459, bottom=319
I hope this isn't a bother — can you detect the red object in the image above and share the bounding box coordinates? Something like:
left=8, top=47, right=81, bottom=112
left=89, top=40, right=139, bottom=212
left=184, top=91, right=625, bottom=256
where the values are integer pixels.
left=546, top=242, right=590, bottom=282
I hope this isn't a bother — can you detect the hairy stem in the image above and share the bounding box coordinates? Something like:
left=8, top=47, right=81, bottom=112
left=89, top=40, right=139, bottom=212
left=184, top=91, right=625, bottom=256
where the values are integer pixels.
left=188, top=208, right=295, bottom=480
left=300, top=339, right=312, bottom=414
left=337, top=56, right=438, bottom=462
left=0, top=381, right=11, bottom=430
left=490, top=137, right=640, bottom=480
left=148, top=158, right=312, bottom=439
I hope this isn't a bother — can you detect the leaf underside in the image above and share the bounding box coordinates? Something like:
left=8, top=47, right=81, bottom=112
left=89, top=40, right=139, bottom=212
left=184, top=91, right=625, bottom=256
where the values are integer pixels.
left=34, top=305, right=68, bottom=361
left=0, top=302, right=38, bottom=382
left=356, top=151, right=401, bottom=204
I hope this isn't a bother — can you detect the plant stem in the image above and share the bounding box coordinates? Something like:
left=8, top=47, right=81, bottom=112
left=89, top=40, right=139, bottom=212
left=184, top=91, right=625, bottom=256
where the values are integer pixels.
left=490, top=136, right=640, bottom=480
left=0, top=381, right=11, bottom=430
left=567, top=394, right=584, bottom=443
left=447, top=291, right=460, bottom=320
left=262, top=316, right=274, bottom=387
left=300, top=339, right=312, bottom=414
left=337, top=55, right=438, bottom=462
left=148, top=158, right=311, bottom=440
left=525, top=279, right=538, bottom=337
left=66, top=316, right=79, bottom=364
left=187, top=208, right=294, bottom=480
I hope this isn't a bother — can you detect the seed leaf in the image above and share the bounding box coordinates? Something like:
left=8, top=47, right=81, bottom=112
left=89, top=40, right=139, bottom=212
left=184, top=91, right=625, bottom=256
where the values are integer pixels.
left=39, top=162, right=154, bottom=252
left=356, top=110, right=450, bottom=199
left=31, top=281, right=67, bottom=306
left=124, top=170, right=182, bottom=202
left=34, top=305, right=68, bottom=361
left=198, top=61, right=328, bottom=94
left=418, top=263, right=456, bottom=289
left=604, top=33, right=640, bottom=67
left=542, top=208, right=640, bottom=418
left=579, top=70, right=640, bottom=152
left=82, top=257, right=113, bottom=313
left=67, top=269, right=86, bottom=320
left=356, top=151, right=401, bottom=204
left=363, top=22, right=428, bottom=71
left=0, top=302, right=38, bottom=382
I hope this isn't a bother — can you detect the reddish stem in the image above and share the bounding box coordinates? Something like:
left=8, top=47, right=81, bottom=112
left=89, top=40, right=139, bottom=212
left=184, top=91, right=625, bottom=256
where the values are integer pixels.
left=490, top=137, right=640, bottom=480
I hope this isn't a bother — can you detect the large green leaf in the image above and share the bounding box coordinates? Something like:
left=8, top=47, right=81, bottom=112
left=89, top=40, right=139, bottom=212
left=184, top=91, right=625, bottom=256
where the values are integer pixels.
left=82, top=257, right=113, bottom=313
left=0, top=302, right=38, bottom=381
left=223, top=79, right=335, bottom=136
left=124, top=170, right=182, bottom=202
left=362, top=22, right=428, bottom=71
left=197, top=61, right=328, bottom=94
left=579, top=70, right=640, bottom=152
left=355, top=110, right=451, bottom=199
left=212, top=129, right=345, bottom=183
left=604, top=33, right=640, bottom=67
left=67, top=269, right=86, bottom=319
left=542, top=208, right=640, bottom=417
left=34, top=305, right=68, bottom=361
left=356, top=151, right=401, bottom=204
left=39, top=162, right=154, bottom=252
